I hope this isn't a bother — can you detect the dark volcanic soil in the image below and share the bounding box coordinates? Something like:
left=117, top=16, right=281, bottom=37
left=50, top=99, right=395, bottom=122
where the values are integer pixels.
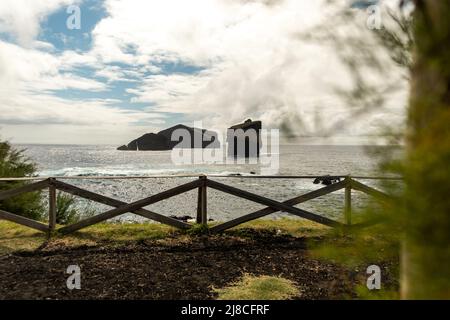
left=0, top=230, right=395, bottom=300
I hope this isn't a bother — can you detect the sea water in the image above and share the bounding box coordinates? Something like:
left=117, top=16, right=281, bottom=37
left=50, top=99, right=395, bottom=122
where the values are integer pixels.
left=18, top=144, right=400, bottom=222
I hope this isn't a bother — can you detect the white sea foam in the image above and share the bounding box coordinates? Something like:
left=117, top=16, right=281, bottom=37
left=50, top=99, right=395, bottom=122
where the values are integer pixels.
left=38, top=166, right=187, bottom=177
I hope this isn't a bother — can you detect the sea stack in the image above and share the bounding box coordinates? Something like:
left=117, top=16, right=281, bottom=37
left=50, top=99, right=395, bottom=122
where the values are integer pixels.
left=117, top=124, right=220, bottom=151
left=227, top=119, right=262, bottom=158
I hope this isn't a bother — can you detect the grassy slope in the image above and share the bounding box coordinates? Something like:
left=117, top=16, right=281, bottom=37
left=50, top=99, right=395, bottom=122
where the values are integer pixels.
left=0, top=218, right=327, bottom=255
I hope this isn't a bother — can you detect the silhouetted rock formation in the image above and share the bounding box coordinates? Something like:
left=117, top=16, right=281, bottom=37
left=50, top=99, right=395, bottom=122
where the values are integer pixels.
left=227, top=119, right=262, bottom=158
left=158, top=124, right=219, bottom=149
left=117, top=124, right=220, bottom=151
left=128, top=133, right=170, bottom=151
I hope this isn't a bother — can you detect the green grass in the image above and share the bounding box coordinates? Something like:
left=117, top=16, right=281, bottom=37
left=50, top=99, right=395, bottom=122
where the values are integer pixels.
left=214, top=274, right=300, bottom=300
left=0, top=218, right=328, bottom=255
left=74, top=222, right=176, bottom=241
left=0, top=221, right=178, bottom=254
left=232, top=218, right=327, bottom=237
left=0, top=222, right=47, bottom=255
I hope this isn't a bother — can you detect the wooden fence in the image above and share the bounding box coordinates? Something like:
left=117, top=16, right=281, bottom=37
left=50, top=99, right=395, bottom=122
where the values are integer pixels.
left=0, top=175, right=398, bottom=236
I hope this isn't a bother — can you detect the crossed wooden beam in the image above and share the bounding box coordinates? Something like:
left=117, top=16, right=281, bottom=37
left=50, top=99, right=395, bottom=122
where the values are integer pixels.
left=0, top=176, right=393, bottom=235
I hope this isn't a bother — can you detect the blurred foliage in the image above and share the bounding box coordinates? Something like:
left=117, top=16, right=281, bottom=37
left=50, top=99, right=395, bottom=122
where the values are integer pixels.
left=307, top=0, right=450, bottom=299
left=311, top=224, right=400, bottom=267
left=0, top=139, right=44, bottom=221
left=297, top=0, right=410, bottom=299
left=354, top=284, right=400, bottom=300
left=400, top=0, right=450, bottom=299
left=288, top=0, right=413, bottom=139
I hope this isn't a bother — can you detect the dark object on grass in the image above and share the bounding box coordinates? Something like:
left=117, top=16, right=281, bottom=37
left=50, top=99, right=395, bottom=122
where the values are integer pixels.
left=169, top=215, right=194, bottom=222
left=169, top=215, right=214, bottom=222
left=313, top=175, right=341, bottom=186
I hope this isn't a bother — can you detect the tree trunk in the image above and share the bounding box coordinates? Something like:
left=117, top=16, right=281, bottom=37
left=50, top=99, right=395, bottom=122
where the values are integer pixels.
left=402, top=0, right=450, bottom=299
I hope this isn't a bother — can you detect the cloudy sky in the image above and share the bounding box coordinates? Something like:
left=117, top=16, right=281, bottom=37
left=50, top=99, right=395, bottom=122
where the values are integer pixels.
left=0, top=0, right=408, bottom=145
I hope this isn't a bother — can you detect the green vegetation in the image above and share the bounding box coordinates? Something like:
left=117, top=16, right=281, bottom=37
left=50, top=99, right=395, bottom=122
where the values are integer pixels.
left=233, top=218, right=327, bottom=238
left=0, top=220, right=178, bottom=254
left=184, top=218, right=328, bottom=238
left=53, top=192, right=98, bottom=225
left=214, top=274, right=299, bottom=300
left=401, top=1, right=450, bottom=299
left=304, top=1, right=450, bottom=299
left=0, top=218, right=327, bottom=255
left=0, top=139, right=94, bottom=225
left=75, top=222, right=176, bottom=242
left=354, top=284, right=400, bottom=300
left=310, top=225, right=399, bottom=267
left=0, top=221, right=47, bottom=255
left=0, top=140, right=44, bottom=220
left=310, top=225, right=400, bottom=300
left=55, top=193, right=80, bottom=225
left=184, top=222, right=210, bottom=236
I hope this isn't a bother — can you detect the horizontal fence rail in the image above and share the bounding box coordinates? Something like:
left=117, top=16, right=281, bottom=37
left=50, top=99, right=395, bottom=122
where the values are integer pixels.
left=0, top=175, right=397, bottom=236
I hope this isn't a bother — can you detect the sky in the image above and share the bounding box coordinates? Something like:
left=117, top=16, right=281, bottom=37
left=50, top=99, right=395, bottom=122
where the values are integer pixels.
left=0, top=0, right=408, bottom=145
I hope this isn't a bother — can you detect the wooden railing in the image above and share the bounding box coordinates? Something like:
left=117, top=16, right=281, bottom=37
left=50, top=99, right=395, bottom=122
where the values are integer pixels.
left=0, top=175, right=399, bottom=236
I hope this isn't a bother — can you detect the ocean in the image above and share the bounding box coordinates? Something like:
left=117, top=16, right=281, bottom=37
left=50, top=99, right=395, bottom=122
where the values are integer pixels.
left=18, top=144, right=398, bottom=222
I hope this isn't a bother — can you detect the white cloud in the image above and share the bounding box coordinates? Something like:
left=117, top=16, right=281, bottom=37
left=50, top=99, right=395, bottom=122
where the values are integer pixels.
left=0, top=37, right=160, bottom=144
left=88, top=0, right=407, bottom=138
left=0, top=91, right=163, bottom=125
left=0, top=40, right=107, bottom=93
left=0, top=0, right=78, bottom=47
left=0, top=0, right=409, bottom=144
left=91, top=0, right=324, bottom=65
left=0, top=0, right=170, bottom=144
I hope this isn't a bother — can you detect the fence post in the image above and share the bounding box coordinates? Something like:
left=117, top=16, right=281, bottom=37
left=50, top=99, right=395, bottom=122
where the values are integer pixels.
left=344, top=176, right=352, bottom=226
left=196, top=177, right=202, bottom=223
left=201, top=176, right=208, bottom=225
left=49, top=178, right=57, bottom=233
left=196, top=175, right=208, bottom=225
